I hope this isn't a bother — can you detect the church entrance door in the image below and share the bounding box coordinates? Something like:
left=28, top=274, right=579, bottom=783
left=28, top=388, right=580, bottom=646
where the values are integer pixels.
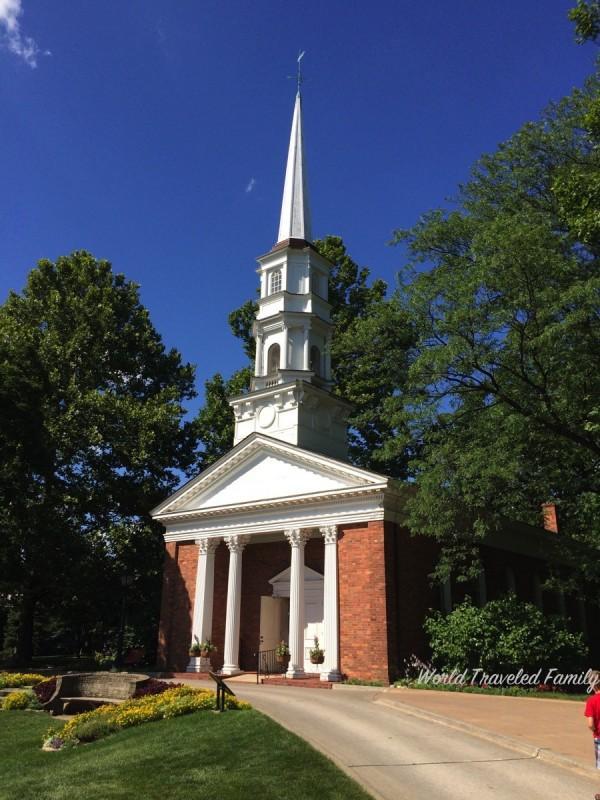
left=268, top=565, right=324, bottom=674
left=259, top=596, right=289, bottom=652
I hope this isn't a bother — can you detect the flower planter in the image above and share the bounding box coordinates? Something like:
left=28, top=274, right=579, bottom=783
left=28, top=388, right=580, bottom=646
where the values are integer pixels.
left=310, top=655, right=324, bottom=665
left=186, top=656, right=204, bottom=673
left=200, top=650, right=211, bottom=659
left=276, top=654, right=290, bottom=665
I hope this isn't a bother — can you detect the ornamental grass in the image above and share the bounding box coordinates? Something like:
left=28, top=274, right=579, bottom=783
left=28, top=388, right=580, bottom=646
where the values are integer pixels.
left=46, top=686, right=251, bottom=749
left=0, top=672, right=46, bottom=689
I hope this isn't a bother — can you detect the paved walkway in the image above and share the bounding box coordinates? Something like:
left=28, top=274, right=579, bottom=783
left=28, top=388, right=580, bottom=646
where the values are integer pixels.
left=382, top=687, right=594, bottom=769
left=177, top=679, right=600, bottom=800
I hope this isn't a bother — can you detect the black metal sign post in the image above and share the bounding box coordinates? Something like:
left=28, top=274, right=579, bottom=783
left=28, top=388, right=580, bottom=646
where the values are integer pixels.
left=209, top=672, right=236, bottom=712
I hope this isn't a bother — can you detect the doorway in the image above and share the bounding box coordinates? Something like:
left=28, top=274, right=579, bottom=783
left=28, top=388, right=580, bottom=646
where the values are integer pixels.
left=259, top=595, right=289, bottom=652
left=262, top=565, right=325, bottom=673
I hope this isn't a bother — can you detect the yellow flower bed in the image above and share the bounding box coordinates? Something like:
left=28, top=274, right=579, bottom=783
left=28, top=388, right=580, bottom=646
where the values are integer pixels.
left=54, top=686, right=251, bottom=746
left=2, top=690, right=35, bottom=710
left=0, top=672, right=46, bottom=689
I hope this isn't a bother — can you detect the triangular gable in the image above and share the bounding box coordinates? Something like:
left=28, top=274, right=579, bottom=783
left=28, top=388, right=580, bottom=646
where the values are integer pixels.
left=269, top=565, right=323, bottom=585
left=151, top=433, right=388, bottom=518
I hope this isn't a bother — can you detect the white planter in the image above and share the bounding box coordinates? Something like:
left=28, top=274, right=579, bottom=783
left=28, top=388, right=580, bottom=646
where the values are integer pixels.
left=186, top=655, right=212, bottom=673
left=186, top=656, right=203, bottom=672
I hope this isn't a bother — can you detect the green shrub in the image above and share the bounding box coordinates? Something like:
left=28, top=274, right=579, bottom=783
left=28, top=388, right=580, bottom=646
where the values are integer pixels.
left=2, top=690, right=36, bottom=710
left=424, top=594, right=588, bottom=674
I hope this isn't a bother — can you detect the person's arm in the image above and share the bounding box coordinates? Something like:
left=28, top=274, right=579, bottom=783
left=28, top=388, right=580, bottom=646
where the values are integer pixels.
left=585, top=698, right=594, bottom=733
left=587, top=716, right=595, bottom=733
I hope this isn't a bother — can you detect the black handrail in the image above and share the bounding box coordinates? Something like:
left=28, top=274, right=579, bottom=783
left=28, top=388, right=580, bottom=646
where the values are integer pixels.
left=255, top=648, right=288, bottom=684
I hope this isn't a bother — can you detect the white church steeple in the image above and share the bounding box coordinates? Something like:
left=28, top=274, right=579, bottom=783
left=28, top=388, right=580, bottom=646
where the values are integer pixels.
left=277, top=91, right=312, bottom=244
left=229, top=81, right=351, bottom=461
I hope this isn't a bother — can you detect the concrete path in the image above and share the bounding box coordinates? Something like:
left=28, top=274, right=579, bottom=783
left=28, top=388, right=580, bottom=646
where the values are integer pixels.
left=383, top=687, right=594, bottom=768
left=219, top=682, right=600, bottom=800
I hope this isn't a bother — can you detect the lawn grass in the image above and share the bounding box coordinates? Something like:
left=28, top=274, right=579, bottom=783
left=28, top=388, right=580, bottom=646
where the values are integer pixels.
left=0, top=710, right=372, bottom=800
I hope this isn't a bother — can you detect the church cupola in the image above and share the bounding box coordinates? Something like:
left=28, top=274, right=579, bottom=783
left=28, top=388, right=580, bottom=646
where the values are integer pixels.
left=229, top=82, right=351, bottom=461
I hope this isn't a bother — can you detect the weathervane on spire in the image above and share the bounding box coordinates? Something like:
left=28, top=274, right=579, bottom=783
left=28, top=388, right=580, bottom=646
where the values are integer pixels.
left=295, top=50, right=305, bottom=94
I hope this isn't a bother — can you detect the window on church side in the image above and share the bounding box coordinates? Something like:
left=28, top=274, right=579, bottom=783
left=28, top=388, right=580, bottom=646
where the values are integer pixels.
left=310, top=345, right=321, bottom=376
left=267, top=343, right=280, bottom=376
left=270, top=270, right=282, bottom=295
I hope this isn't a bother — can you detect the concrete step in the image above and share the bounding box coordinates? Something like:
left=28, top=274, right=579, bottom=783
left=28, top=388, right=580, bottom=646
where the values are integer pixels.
left=260, top=677, right=332, bottom=689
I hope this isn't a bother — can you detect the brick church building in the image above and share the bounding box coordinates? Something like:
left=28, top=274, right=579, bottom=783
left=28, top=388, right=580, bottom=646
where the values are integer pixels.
left=151, top=88, right=594, bottom=683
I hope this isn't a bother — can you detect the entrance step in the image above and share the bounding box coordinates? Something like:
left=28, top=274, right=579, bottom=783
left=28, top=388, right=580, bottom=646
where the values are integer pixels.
left=159, top=672, right=211, bottom=680
left=260, top=676, right=332, bottom=689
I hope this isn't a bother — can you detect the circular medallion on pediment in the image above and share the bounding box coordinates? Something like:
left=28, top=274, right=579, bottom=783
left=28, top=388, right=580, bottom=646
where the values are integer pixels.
left=258, top=405, right=276, bottom=429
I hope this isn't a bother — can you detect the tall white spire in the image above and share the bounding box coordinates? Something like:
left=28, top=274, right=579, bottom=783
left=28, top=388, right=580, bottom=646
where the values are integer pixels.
left=277, top=90, right=312, bottom=243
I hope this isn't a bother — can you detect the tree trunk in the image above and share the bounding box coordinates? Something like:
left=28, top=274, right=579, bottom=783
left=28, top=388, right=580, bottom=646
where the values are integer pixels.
left=14, top=595, right=36, bottom=666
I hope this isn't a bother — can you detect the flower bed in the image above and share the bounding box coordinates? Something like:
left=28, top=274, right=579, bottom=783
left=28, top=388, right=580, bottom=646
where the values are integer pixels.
left=44, top=686, right=251, bottom=750
left=0, top=672, right=46, bottom=690
left=33, top=677, right=56, bottom=704
left=133, top=678, right=182, bottom=698
left=2, top=690, right=40, bottom=710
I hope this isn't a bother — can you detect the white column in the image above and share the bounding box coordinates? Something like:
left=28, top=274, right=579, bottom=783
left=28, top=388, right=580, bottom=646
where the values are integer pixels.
left=285, top=528, right=310, bottom=678
left=303, top=326, right=310, bottom=370
left=255, top=333, right=263, bottom=377
left=320, top=525, right=341, bottom=682
left=221, top=534, right=249, bottom=675
left=187, top=537, right=220, bottom=673
left=281, top=324, right=289, bottom=369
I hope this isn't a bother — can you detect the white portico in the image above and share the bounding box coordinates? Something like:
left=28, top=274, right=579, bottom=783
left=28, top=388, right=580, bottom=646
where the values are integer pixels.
left=152, top=433, right=393, bottom=680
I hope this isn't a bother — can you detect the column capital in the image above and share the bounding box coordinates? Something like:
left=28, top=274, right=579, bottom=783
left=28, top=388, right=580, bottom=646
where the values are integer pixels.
left=284, top=528, right=311, bottom=548
left=224, top=534, right=250, bottom=554
left=320, top=525, right=338, bottom=544
left=196, top=537, right=221, bottom=555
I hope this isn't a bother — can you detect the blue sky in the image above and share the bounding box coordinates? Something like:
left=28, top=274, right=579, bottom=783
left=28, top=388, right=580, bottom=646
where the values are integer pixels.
left=0, top=1, right=595, bottom=415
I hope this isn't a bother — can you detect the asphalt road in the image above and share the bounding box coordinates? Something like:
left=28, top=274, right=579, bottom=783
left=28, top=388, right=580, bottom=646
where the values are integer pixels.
left=228, top=682, right=600, bottom=800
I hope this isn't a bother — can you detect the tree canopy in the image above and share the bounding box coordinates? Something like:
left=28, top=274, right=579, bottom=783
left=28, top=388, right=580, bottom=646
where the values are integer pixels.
left=393, top=70, right=600, bottom=584
left=0, top=252, right=196, bottom=662
left=569, top=0, right=600, bottom=43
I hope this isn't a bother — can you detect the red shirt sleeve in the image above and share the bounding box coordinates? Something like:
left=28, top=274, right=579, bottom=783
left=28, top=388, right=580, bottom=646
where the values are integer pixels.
left=585, top=697, right=594, bottom=717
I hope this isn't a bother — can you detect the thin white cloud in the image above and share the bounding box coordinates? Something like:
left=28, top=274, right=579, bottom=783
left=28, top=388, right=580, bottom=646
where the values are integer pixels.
left=245, top=177, right=256, bottom=194
left=0, top=0, right=43, bottom=68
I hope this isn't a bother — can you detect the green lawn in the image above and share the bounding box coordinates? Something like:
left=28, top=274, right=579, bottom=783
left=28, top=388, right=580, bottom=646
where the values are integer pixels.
left=0, top=710, right=371, bottom=800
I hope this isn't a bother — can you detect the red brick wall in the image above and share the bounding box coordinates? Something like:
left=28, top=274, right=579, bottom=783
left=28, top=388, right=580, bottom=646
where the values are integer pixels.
left=338, top=520, right=398, bottom=683
left=394, top=526, right=440, bottom=667
left=156, top=541, right=198, bottom=672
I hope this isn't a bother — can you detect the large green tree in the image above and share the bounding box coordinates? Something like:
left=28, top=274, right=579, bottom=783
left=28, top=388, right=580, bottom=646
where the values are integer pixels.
left=193, top=236, right=415, bottom=477
left=394, top=71, right=600, bottom=585
left=0, top=252, right=196, bottom=662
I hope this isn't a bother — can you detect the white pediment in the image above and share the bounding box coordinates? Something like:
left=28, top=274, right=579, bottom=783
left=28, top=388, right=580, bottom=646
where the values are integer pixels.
left=151, top=434, right=388, bottom=518
left=269, top=565, right=323, bottom=585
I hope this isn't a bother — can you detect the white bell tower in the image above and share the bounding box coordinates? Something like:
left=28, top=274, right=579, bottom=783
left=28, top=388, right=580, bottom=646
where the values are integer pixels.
left=229, top=89, right=351, bottom=460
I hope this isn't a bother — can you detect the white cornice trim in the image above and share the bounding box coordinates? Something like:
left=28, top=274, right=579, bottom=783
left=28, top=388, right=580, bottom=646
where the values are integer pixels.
left=162, top=491, right=387, bottom=542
